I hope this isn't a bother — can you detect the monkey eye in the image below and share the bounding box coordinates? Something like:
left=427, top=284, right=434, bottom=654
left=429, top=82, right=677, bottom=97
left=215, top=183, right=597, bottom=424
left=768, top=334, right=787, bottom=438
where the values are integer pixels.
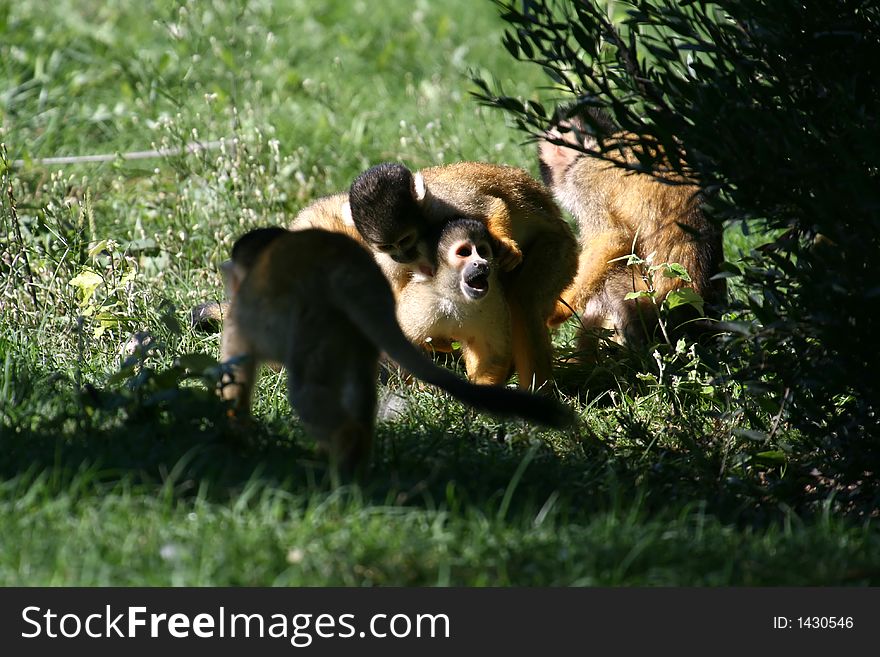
left=476, top=245, right=491, bottom=259
left=376, top=243, right=395, bottom=253
left=397, top=232, right=417, bottom=250
left=455, top=244, right=473, bottom=259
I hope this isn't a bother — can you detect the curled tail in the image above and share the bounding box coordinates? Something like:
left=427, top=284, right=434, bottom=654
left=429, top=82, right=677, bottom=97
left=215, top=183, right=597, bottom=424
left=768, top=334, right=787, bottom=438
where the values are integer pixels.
left=338, top=284, right=574, bottom=429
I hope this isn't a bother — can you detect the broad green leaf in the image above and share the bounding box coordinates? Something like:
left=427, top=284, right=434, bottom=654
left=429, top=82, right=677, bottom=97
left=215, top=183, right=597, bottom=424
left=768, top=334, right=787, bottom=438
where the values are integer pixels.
left=68, top=270, right=104, bottom=306
left=69, top=270, right=103, bottom=290
left=93, top=311, right=121, bottom=338
left=87, top=240, right=110, bottom=259
left=662, top=263, right=692, bottom=282
left=665, top=287, right=704, bottom=314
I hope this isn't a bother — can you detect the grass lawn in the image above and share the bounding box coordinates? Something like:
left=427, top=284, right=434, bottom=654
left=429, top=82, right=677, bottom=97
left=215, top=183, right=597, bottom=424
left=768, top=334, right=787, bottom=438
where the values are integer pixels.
left=1, top=0, right=878, bottom=585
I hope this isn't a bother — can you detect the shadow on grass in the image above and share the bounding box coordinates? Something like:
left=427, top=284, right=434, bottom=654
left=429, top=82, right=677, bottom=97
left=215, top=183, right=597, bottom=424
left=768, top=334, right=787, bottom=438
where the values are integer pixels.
left=0, top=368, right=819, bottom=529
left=3, top=368, right=880, bottom=586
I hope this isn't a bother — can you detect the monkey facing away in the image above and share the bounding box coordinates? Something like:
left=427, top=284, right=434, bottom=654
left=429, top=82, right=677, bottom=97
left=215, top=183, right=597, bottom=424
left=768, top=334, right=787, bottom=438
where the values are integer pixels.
left=191, top=193, right=360, bottom=329
left=218, top=226, right=573, bottom=470
left=538, top=111, right=725, bottom=353
left=397, top=218, right=513, bottom=386
left=346, top=161, right=578, bottom=389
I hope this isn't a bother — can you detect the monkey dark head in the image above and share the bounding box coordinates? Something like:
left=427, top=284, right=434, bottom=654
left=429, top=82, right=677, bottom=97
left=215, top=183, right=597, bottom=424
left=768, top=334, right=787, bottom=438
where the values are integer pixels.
left=231, top=226, right=288, bottom=269
left=348, top=162, right=423, bottom=264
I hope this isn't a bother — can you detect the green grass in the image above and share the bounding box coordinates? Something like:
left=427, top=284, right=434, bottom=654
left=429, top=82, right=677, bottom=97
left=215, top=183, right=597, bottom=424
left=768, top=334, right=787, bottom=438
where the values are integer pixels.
left=1, top=0, right=878, bottom=585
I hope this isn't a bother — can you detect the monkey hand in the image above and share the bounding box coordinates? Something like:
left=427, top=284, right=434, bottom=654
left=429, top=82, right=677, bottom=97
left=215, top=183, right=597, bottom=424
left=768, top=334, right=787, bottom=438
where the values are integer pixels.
left=495, top=238, right=523, bottom=272
left=547, top=299, right=574, bottom=327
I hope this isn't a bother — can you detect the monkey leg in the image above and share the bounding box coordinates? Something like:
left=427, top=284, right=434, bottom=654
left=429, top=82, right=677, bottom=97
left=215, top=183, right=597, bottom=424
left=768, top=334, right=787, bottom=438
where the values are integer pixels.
left=573, top=293, right=617, bottom=363
left=422, top=337, right=456, bottom=353
left=218, top=318, right=257, bottom=416
left=548, top=229, right=632, bottom=327
left=508, top=295, right=554, bottom=389
left=571, top=266, right=653, bottom=359
left=287, top=331, right=378, bottom=471
left=603, top=266, right=657, bottom=346
left=457, top=287, right=514, bottom=385
left=504, top=229, right=579, bottom=388
left=289, top=381, right=376, bottom=471
left=190, top=300, right=229, bottom=332
left=462, top=338, right=513, bottom=386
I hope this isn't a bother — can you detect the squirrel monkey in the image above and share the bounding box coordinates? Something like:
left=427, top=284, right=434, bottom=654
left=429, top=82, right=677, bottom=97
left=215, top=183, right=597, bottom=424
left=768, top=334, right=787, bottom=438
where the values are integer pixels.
left=287, top=192, right=361, bottom=241
left=538, top=110, right=725, bottom=352
left=218, top=227, right=573, bottom=470
left=397, top=218, right=513, bottom=386
left=346, top=161, right=578, bottom=389
left=191, top=193, right=363, bottom=329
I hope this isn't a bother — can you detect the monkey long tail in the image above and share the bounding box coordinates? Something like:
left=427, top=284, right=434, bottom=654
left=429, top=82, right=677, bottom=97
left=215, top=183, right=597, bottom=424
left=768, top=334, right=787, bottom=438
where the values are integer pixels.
left=385, top=333, right=573, bottom=429
left=342, top=293, right=574, bottom=429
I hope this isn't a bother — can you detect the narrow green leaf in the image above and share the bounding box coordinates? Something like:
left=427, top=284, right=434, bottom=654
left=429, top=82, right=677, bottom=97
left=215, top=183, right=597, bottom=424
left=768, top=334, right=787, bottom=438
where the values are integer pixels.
left=734, top=428, right=769, bottom=442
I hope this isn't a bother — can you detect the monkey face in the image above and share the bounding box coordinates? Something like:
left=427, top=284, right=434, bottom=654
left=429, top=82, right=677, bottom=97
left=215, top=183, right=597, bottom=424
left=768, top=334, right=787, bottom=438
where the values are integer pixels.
left=450, top=239, right=493, bottom=301
left=373, top=228, right=436, bottom=280
left=374, top=227, right=420, bottom=264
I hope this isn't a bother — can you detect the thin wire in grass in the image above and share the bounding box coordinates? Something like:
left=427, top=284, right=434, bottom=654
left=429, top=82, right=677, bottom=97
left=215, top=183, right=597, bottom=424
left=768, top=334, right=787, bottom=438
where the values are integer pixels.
left=9, top=139, right=226, bottom=169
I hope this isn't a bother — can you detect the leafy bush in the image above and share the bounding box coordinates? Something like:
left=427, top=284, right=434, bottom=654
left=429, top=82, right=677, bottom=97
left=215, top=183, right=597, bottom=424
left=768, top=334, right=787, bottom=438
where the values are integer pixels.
left=475, top=0, right=880, bottom=496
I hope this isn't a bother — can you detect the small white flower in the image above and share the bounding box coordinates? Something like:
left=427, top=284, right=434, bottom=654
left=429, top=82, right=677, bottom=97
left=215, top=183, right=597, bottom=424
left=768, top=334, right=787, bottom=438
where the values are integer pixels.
left=160, top=543, right=181, bottom=561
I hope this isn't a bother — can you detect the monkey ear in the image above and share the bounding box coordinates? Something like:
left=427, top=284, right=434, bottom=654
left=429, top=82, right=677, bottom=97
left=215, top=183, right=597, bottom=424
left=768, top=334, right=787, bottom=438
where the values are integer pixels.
left=341, top=201, right=355, bottom=226
left=413, top=171, right=427, bottom=202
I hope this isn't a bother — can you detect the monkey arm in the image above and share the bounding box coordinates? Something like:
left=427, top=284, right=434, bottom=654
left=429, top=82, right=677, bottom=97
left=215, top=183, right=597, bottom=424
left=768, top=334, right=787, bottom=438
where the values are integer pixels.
left=218, top=318, right=257, bottom=415
left=484, top=196, right=523, bottom=272
left=462, top=340, right=512, bottom=386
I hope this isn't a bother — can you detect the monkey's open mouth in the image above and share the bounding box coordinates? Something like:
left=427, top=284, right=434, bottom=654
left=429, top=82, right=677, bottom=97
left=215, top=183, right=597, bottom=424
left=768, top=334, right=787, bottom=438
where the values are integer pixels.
left=462, top=271, right=490, bottom=300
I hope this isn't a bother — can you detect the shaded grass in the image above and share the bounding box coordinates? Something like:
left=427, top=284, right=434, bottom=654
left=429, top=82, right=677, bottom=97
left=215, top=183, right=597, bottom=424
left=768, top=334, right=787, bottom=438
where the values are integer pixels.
left=4, top=468, right=879, bottom=586
left=3, top=392, right=878, bottom=586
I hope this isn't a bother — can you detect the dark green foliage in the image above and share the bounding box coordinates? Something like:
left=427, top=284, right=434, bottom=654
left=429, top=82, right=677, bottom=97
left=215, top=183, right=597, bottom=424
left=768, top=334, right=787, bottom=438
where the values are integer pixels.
left=476, top=0, right=880, bottom=499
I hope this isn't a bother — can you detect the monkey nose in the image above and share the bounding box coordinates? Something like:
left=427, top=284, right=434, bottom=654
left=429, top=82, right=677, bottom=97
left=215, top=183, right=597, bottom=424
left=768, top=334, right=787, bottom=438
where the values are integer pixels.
left=472, top=261, right=489, bottom=277
left=464, top=263, right=490, bottom=291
